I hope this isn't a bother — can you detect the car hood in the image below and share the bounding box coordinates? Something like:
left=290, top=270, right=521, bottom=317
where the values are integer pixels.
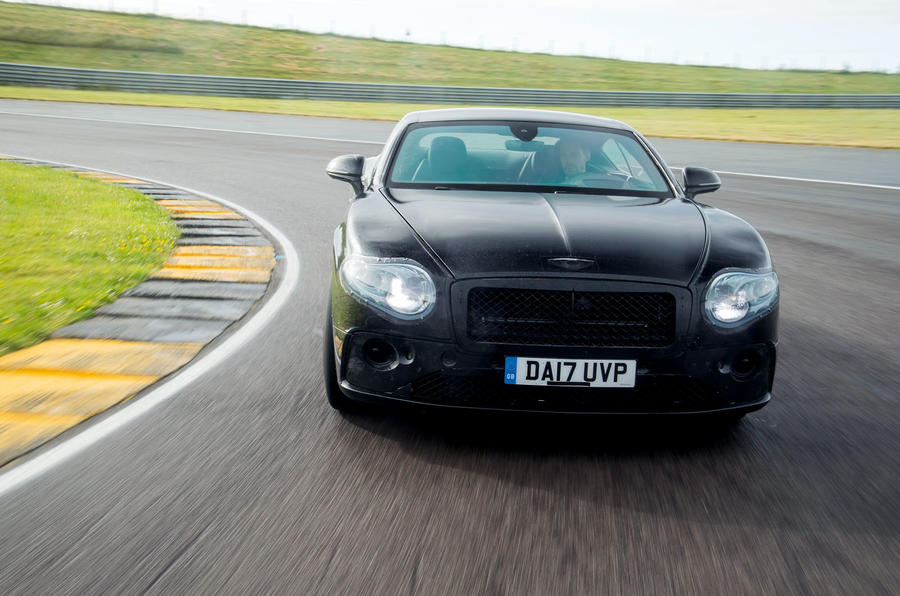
left=388, top=189, right=706, bottom=284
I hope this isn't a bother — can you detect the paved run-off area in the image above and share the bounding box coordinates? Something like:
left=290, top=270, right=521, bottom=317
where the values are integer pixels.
left=0, top=159, right=275, bottom=467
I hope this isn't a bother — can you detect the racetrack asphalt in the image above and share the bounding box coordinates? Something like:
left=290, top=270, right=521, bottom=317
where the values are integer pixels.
left=0, top=101, right=898, bottom=594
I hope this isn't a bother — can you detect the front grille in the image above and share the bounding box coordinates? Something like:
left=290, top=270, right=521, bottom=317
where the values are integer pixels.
left=410, top=372, right=720, bottom=413
left=467, top=288, right=676, bottom=347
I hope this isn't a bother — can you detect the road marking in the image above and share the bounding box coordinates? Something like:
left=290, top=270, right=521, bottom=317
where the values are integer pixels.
left=707, top=169, right=900, bottom=191
left=0, top=110, right=385, bottom=145
left=0, top=157, right=301, bottom=497
left=4, top=109, right=897, bottom=190
left=669, top=166, right=900, bottom=191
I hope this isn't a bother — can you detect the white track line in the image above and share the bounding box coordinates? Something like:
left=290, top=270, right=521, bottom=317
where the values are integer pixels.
left=0, top=156, right=301, bottom=497
left=0, top=110, right=384, bottom=145
left=2, top=109, right=899, bottom=190
left=668, top=165, right=900, bottom=191
left=703, top=169, right=899, bottom=191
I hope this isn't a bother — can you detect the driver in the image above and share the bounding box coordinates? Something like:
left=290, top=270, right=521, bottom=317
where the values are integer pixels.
left=557, top=137, right=591, bottom=184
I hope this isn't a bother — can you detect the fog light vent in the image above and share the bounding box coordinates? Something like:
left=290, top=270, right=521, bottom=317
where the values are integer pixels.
left=732, top=349, right=760, bottom=377
left=363, top=339, right=398, bottom=370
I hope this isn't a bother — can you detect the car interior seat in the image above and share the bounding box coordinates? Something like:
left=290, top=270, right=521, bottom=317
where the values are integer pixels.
left=518, top=144, right=564, bottom=184
left=413, top=136, right=469, bottom=182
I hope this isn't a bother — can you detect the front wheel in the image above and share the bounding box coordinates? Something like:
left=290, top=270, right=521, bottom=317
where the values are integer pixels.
left=322, top=304, right=357, bottom=412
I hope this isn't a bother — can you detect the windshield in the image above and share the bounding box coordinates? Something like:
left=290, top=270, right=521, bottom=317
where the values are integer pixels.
left=387, top=122, right=672, bottom=196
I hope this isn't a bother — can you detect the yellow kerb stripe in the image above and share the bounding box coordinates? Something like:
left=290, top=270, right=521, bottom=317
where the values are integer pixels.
left=0, top=370, right=156, bottom=417
left=173, top=245, right=274, bottom=257
left=169, top=212, right=244, bottom=220
left=156, top=199, right=222, bottom=207
left=153, top=267, right=271, bottom=283
left=165, top=255, right=275, bottom=269
left=0, top=339, right=203, bottom=376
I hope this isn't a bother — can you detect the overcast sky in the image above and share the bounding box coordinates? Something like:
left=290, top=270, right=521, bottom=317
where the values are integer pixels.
left=17, top=0, right=900, bottom=72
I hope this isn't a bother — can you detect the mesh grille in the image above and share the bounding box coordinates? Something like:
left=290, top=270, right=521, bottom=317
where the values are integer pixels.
left=411, top=372, right=719, bottom=413
left=467, top=288, right=676, bottom=347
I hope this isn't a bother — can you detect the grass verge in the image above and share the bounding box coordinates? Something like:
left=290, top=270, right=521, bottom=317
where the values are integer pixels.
left=0, top=161, right=178, bottom=356
left=1, top=1, right=898, bottom=94
left=2, top=86, right=898, bottom=149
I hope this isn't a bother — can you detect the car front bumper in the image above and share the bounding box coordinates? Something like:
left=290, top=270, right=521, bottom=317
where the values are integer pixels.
left=334, top=328, right=776, bottom=415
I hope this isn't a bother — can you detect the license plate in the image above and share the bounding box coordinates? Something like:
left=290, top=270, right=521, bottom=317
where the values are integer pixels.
left=504, top=357, right=636, bottom=388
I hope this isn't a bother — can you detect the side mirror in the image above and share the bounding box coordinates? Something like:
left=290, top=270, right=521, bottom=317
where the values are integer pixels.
left=326, top=154, right=366, bottom=197
left=682, top=166, right=721, bottom=199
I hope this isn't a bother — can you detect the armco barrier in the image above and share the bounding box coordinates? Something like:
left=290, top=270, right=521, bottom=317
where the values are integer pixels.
left=1, top=62, right=898, bottom=108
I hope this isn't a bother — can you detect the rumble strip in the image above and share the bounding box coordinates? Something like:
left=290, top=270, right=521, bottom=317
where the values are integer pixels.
left=0, top=157, right=276, bottom=468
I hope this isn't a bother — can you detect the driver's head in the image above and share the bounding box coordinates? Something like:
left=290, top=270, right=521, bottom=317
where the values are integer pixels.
left=557, top=137, right=590, bottom=177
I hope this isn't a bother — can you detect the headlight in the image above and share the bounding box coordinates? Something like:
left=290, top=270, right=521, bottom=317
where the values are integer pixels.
left=704, top=271, right=778, bottom=326
left=339, top=256, right=436, bottom=319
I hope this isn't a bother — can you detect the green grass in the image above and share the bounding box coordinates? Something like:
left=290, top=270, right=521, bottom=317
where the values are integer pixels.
left=0, top=1, right=898, bottom=94
left=0, top=161, right=178, bottom=356
left=3, top=86, right=898, bottom=149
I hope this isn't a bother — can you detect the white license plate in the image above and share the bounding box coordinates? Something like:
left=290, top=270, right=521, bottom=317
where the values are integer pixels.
left=504, top=357, right=636, bottom=388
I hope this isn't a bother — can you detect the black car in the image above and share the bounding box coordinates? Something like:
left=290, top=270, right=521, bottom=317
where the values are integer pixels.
left=324, top=108, right=778, bottom=419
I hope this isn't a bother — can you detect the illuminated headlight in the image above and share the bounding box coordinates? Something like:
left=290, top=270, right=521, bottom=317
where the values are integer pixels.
left=339, top=256, right=436, bottom=319
left=704, top=271, right=778, bottom=326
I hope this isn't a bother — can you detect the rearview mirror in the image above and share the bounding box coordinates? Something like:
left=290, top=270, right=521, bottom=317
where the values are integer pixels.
left=682, top=166, right=721, bottom=199
left=326, top=154, right=366, bottom=197
left=505, top=139, right=545, bottom=151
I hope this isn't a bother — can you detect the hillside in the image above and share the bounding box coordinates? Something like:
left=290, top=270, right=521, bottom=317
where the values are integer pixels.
left=1, top=1, right=898, bottom=94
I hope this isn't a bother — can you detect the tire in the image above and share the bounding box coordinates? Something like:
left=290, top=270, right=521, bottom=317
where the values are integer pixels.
left=322, top=303, right=357, bottom=412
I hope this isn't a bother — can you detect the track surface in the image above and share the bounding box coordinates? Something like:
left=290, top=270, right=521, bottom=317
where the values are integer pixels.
left=1, top=101, right=898, bottom=594
left=3, top=99, right=899, bottom=186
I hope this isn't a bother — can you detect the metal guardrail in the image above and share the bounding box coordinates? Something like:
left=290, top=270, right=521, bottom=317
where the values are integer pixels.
left=2, top=62, right=898, bottom=108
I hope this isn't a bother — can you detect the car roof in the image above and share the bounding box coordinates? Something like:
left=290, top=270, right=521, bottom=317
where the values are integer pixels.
left=398, top=107, right=634, bottom=132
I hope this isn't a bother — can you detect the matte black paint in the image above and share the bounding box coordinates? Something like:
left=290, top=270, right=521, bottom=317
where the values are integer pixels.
left=326, top=108, right=778, bottom=414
